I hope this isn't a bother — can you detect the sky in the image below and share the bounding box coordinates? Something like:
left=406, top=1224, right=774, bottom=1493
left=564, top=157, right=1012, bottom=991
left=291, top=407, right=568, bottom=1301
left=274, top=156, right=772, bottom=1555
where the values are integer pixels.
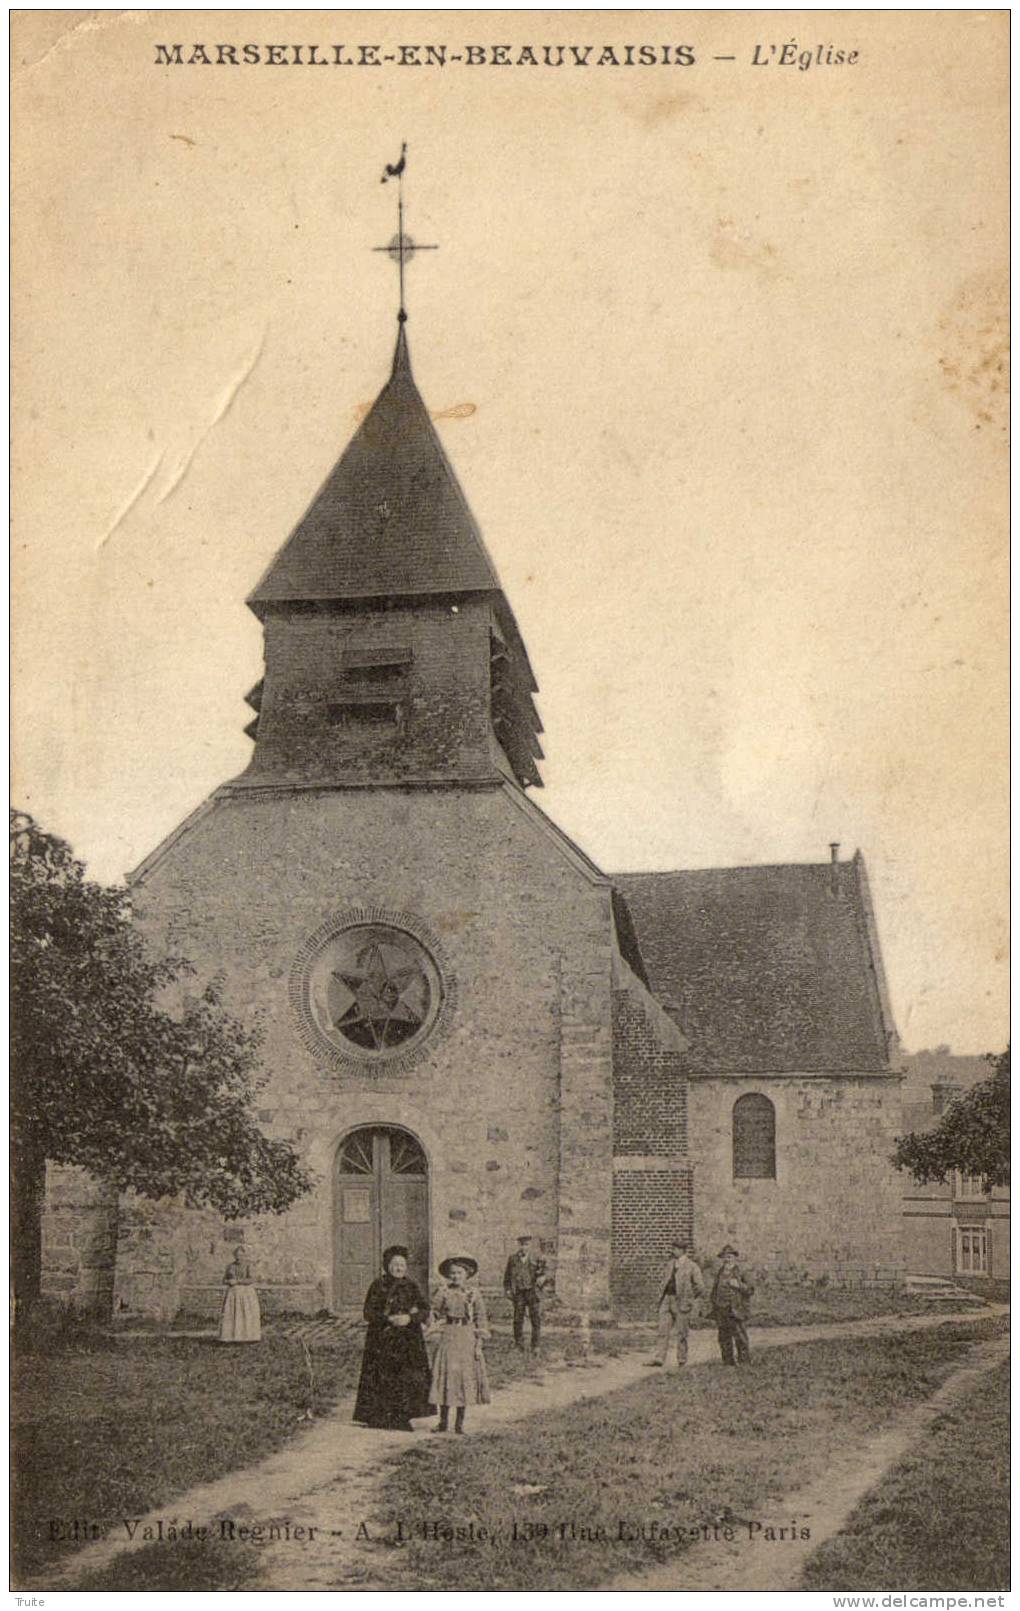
left=11, top=10, right=1008, bottom=1054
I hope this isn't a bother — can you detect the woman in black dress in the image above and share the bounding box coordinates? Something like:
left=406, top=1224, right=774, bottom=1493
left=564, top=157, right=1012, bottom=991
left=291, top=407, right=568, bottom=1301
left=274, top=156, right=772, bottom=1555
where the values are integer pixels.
left=353, top=1245, right=432, bottom=1431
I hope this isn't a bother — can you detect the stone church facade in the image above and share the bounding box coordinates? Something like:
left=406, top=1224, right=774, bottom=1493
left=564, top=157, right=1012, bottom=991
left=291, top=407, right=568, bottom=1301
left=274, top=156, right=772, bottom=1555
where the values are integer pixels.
left=41, top=320, right=904, bottom=1322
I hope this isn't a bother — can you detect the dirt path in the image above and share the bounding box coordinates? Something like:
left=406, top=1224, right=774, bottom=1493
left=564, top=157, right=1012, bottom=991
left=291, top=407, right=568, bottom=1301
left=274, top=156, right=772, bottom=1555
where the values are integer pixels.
left=605, top=1331, right=1010, bottom=1591
left=34, top=1304, right=1007, bottom=1591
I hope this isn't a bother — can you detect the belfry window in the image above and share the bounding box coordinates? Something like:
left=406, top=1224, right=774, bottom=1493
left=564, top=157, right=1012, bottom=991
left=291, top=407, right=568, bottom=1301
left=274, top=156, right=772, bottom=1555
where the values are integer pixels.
left=327, top=700, right=401, bottom=731
left=732, top=1093, right=776, bottom=1179
left=341, top=645, right=412, bottom=686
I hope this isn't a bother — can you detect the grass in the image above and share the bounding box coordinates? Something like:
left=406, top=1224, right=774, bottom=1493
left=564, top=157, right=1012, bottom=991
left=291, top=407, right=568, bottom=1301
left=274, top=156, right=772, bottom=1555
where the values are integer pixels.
left=76, top=1535, right=262, bottom=1592
left=952, top=1275, right=1010, bottom=1306
left=13, top=1283, right=1000, bottom=1588
left=11, top=1329, right=355, bottom=1582
left=801, top=1358, right=1010, bottom=1590
left=11, top=1314, right=630, bottom=1585
left=363, top=1318, right=1007, bottom=1592
left=685, top=1285, right=973, bottom=1329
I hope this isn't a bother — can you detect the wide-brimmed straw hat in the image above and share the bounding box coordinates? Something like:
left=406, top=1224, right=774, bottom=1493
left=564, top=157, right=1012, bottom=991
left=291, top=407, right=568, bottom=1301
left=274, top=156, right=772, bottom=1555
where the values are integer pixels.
left=438, top=1255, right=478, bottom=1279
left=717, top=1244, right=740, bottom=1258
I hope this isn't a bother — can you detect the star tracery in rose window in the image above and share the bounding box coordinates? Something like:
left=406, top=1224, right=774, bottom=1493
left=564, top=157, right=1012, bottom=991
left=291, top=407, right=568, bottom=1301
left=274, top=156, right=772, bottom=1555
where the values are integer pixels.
left=327, top=940, right=431, bottom=1051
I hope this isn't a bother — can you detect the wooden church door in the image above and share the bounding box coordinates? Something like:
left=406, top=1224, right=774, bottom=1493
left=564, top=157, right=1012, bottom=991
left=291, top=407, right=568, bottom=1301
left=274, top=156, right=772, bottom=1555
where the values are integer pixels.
left=334, top=1127, right=430, bottom=1309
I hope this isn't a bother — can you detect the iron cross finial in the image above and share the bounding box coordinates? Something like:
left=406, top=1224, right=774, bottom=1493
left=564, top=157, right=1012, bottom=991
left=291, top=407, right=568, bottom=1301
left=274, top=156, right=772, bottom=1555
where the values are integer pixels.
left=372, top=143, right=438, bottom=323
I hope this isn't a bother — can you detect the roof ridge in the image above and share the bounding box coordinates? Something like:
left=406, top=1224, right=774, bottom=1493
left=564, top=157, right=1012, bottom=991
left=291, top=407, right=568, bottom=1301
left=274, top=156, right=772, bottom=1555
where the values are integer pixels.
left=614, top=859, right=857, bottom=878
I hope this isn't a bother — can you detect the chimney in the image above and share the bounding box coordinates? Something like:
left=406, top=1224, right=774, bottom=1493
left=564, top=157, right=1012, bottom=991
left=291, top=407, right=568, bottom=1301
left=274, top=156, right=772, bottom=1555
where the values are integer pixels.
left=829, top=842, right=840, bottom=892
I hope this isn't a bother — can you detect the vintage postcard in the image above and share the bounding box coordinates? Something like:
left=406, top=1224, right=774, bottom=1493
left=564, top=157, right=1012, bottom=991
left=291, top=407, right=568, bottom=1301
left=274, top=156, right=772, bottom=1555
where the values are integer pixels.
left=11, top=8, right=1008, bottom=1596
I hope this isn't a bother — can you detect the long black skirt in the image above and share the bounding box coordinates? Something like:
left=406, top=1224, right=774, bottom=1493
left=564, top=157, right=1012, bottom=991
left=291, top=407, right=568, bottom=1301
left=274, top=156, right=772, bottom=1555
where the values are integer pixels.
left=353, top=1320, right=432, bottom=1428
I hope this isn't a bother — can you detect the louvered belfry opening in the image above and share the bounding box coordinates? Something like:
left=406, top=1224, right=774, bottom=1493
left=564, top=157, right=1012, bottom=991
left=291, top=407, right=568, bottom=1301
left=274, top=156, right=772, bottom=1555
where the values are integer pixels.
left=490, top=626, right=543, bottom=788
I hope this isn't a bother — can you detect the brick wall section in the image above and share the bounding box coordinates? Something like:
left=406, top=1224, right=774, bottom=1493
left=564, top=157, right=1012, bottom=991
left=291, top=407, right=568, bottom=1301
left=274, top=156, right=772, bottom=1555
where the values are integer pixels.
left=610, top=983, right=692, bottom=1313
left=612, top=988, right=687, bottom=1157
left=689, top=1073, right=905, bottom=1281
left=611, top=1169, right=695, bottom=1315
left=40, top=1164, right=118, bottom=1313
left=105, top=783, right=614, bottom=1319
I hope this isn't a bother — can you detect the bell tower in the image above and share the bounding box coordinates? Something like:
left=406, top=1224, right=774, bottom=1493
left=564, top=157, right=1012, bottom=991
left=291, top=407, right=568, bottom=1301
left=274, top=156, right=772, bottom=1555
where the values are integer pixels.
left=238, top=321, right=543, bottom=793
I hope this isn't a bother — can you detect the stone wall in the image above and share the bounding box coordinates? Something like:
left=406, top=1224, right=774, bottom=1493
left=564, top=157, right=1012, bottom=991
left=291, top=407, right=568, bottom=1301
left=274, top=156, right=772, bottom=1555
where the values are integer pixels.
left=555, top=959, right=615, bottom=1314
left=112, top=1193, right=205, bottom=1322
left=117, top=781, right=615, bottom=1318
left=40, top=1164, right=118, bottom=1313
left=688, top=1073, right=904, bottom=1280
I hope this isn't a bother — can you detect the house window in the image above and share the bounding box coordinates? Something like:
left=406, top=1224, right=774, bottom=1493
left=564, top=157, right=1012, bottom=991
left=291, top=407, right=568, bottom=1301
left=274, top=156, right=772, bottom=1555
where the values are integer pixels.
left=733, top=1093, right=776, bottom=1180
left=955, top=1224, right=988, bottom=1275
left=953, top=1171, right=987, bottom=1200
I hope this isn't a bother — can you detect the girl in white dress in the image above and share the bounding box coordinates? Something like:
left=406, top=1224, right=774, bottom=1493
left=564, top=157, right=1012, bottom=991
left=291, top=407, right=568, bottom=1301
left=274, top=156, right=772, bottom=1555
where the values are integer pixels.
left=429, top=1257, right=490, bottom=1433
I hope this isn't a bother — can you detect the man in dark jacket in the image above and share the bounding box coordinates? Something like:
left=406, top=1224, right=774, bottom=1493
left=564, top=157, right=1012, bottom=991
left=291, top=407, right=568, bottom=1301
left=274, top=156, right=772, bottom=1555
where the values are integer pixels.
left=710, top=1244, right=754, bottom=1365
left=503, top=1234, right=547, bottom=1352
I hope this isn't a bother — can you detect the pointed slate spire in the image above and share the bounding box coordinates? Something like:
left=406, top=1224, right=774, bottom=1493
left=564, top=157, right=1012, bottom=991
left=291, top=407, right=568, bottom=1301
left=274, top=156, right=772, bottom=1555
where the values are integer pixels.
left=248, top=327, right=501, bottom=613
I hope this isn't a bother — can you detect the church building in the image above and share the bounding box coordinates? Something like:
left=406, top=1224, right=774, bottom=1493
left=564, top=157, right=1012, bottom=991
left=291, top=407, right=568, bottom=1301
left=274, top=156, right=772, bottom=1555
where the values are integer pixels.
left=42, top=295, right=905, bottom=1322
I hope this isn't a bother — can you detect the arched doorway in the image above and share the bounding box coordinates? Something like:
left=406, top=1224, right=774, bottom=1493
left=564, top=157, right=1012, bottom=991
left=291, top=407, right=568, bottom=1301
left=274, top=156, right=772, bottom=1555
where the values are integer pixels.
left=333, top=1126, right=430, bottom=1308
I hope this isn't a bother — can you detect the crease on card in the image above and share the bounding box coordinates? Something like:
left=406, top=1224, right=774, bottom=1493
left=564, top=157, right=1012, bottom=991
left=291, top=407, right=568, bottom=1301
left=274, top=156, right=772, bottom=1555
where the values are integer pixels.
left=96, top=451, right=165, bottom=551
left=16, top=11, right=135, bottom=79
left=156, top=327, right=268, bottom=507
left=96, top=328, right=268, bottom=546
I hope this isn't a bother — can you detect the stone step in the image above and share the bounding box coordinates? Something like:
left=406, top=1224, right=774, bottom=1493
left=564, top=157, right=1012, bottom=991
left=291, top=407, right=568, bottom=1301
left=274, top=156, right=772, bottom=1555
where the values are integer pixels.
left=902, top=1274, right=988, bottom=1302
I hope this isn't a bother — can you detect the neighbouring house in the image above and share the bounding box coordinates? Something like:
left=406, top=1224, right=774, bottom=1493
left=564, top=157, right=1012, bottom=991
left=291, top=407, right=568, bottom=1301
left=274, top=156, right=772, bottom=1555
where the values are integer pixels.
left=899, top=1048, right=1010, bottom=1280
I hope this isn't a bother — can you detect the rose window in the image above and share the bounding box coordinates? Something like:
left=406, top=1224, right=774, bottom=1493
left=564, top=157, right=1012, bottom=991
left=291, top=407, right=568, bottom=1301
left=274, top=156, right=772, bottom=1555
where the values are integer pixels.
left=306, top=923, right=442, bottom=1059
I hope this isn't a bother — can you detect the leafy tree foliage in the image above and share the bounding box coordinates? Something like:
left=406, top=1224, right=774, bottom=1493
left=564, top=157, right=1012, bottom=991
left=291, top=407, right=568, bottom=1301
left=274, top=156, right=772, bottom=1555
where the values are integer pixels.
left=11, top=811, right=312, bottom=1303
left=893, top=1046, right=1010, bottom=1188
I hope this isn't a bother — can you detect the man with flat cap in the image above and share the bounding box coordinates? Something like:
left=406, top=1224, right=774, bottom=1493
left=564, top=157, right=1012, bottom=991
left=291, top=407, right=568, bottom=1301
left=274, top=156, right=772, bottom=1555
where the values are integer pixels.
left=710, top=1244, right=755, bottom=1365
left=644, top=1238, right=705, bottom=1369
left=503, top=1234, right=547, bottom=1353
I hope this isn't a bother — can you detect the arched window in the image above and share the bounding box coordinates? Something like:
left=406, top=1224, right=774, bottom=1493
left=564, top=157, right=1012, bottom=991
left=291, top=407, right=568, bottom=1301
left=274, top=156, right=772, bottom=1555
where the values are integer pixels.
left=733, top=1093, right=776, bottom=1179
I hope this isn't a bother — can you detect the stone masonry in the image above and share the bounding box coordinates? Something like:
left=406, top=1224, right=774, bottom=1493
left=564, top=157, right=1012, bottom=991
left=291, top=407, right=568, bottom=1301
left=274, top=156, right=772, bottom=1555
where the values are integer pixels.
left=40, top=1165, right=118, bottom=1314
left=108, top=781, right=677, bottom=1319
left=688, top=1073, right=904, bottom=1281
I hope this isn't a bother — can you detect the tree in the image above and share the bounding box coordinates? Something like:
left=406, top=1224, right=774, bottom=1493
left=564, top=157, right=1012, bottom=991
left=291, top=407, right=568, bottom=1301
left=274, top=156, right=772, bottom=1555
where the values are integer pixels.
left=11, top=811, right=312, bottom=1310
left=892, top=1046, right=1010, bottom=1188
